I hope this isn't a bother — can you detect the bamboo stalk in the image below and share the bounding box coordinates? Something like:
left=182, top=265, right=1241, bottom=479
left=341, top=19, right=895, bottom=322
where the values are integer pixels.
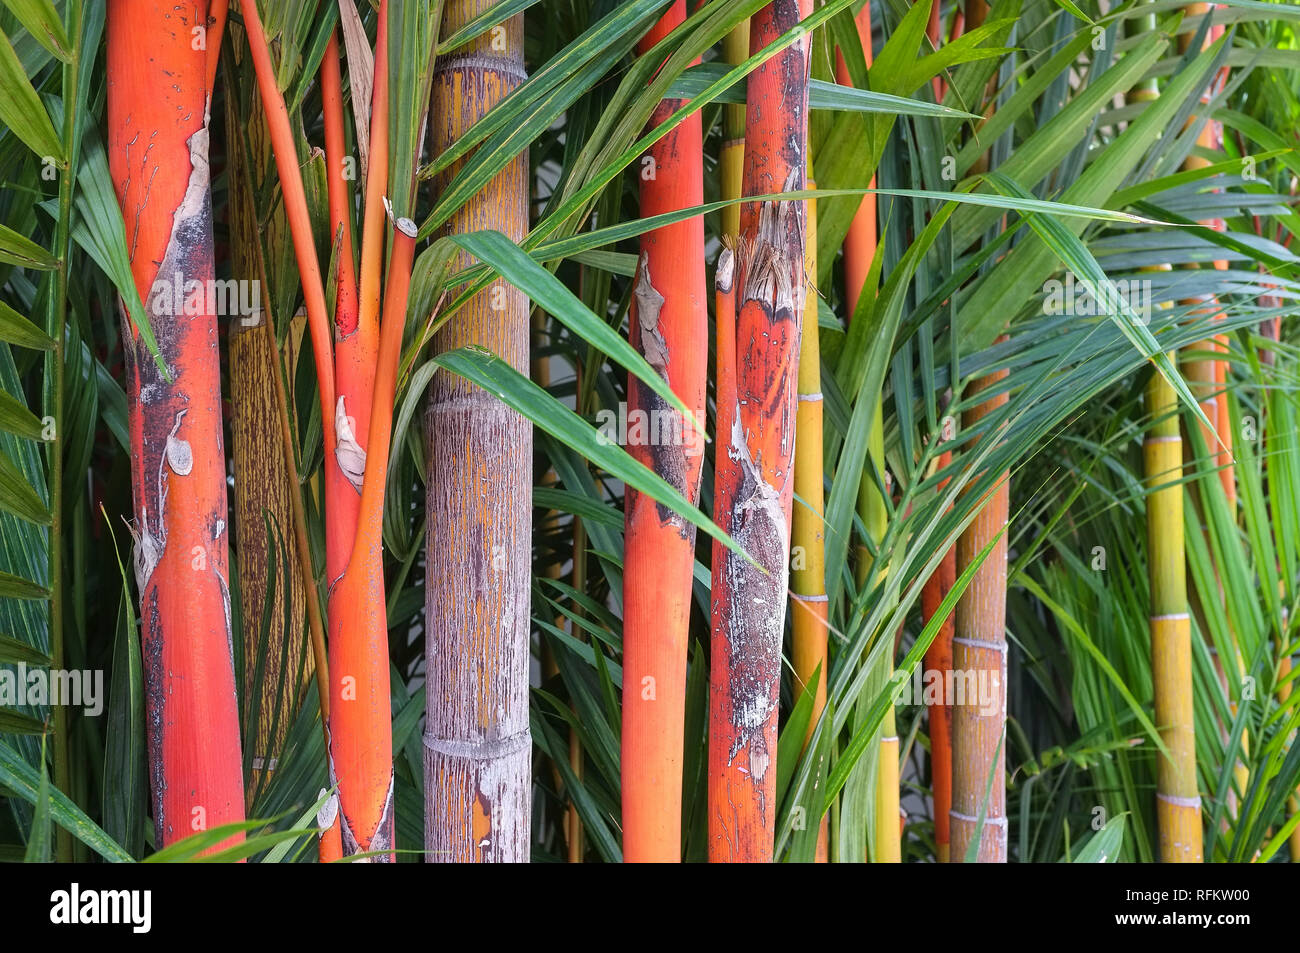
left=719, top=21, right=748, bottom=240
left=922, top=434, right=956, bottom=862
left=425, top=1, right=532, bottom=862
left=621, top=0, right=708, bottom=864
left=708, top=0, right=812, bottom=863
left=228, top=228, right=309, bottom=804
left=790, top=176, right=829, bottom=861
left=1145, top=360, right=1204, bottom=861
left=949, top=362, right=1010, bottom=863
left=107, top=0, right=245, bottom=851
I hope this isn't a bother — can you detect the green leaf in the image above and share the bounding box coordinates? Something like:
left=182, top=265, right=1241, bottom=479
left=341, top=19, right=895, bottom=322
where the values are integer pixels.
left=0, top=24, right=63, bottom=162
left=436, top=0, right=543, bottom=53
left=450, top=230, right=704, bottom=434
left=0, top=448, right=52, bottom=526
left=0, top=569, right=49, bottom=599
left=23, top=735, right=51, bottom=862
left=0, top=737, right=132, bottom=861
left=1071, top=814, right=1127, bottom=863
left=1, top=0, right=72, bottom=61
left=0, top=708, right=47, bottom=735
left=0, top=223, right=59, bottom=270
left=433, top=346, right=746, bottom=562
left=0, top=632, right=49, bottom=665
left=0, top=301, right=55, bottom=350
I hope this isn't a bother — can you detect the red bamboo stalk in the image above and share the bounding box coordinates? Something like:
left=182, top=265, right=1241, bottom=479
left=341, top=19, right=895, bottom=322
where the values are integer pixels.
left=834, top=4, right=875, bottom=318
left=922, top=440, right=957, bottom=862
left=708, top=0, right=812, bottom=863
left=621, top=1, right=708, bottom=863
left=107, top=0, right=245, bottom=851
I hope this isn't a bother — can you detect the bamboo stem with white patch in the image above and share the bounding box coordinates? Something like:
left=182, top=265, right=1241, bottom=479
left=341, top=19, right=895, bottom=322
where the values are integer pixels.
left=708, top=0, right=811, bottom=863
left=107, top=0, right=245, bottom=851
left=425, top=1, right=532, bottom=862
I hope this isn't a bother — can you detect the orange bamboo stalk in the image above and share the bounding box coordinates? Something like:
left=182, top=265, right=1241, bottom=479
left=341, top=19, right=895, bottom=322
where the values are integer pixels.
left=327, top=213, right=414, bottom=861
left=621, top=1, right=708, bottom=864
left=708, top=0, right=812, bottom=863
left=949, top=362, right=1010, bottom=863
left=107, top=0, right=245, bottom=851
left=425, top=2, right=532, bottom=862
left=834, top=4, right=875, bottom=320
left=205, top=0, right=228, bottom=96
left=243, top=0, right=397, bottom=858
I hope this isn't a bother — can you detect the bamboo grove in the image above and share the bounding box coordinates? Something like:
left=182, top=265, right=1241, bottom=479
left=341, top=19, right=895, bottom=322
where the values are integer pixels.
left=0, top=0, right=1297, bottom=866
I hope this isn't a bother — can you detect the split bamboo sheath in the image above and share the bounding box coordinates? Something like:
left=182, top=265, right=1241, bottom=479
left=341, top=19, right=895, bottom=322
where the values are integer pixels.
left=621, top=0, right=708, bottom=863
left=709, top=0, right=812, bottom=863
left=425, top=3, right=533, bottom=862
left=107, top=0, right=246, bottom=852
left=950, top=363, right=1010, bottom=863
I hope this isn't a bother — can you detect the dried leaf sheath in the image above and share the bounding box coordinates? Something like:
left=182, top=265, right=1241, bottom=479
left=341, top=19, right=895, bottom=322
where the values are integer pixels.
left=621, top=0, right=708, bottom=863
left=107, top=0, right=245, bottom=849
left=425, top=3, right=532, bottom=863
left=708, top=0, right=811, bottom=863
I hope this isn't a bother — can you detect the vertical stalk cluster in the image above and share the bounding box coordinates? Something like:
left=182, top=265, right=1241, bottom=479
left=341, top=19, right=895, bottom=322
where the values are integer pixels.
left=621, top=1, right=708, bottom=863
left=708, top=0, right=812, bottom=863
left=425, top=1, right=533, bottom=862
left=242, top=0, right=413, bottom=860
left=107, top=0, right=245, bottom=850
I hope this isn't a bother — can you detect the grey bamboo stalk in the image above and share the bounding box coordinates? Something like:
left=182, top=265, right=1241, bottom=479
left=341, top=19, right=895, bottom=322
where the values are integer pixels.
left=424, top=2, right=532, bottom=862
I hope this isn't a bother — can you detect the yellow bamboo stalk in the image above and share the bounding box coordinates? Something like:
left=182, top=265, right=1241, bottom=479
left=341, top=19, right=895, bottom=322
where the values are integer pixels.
left=1145, top=363, right=1203, bottom=861
left=790, top=177, right=829, bottom=861
left=719, top=21, right=748, bottom=240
